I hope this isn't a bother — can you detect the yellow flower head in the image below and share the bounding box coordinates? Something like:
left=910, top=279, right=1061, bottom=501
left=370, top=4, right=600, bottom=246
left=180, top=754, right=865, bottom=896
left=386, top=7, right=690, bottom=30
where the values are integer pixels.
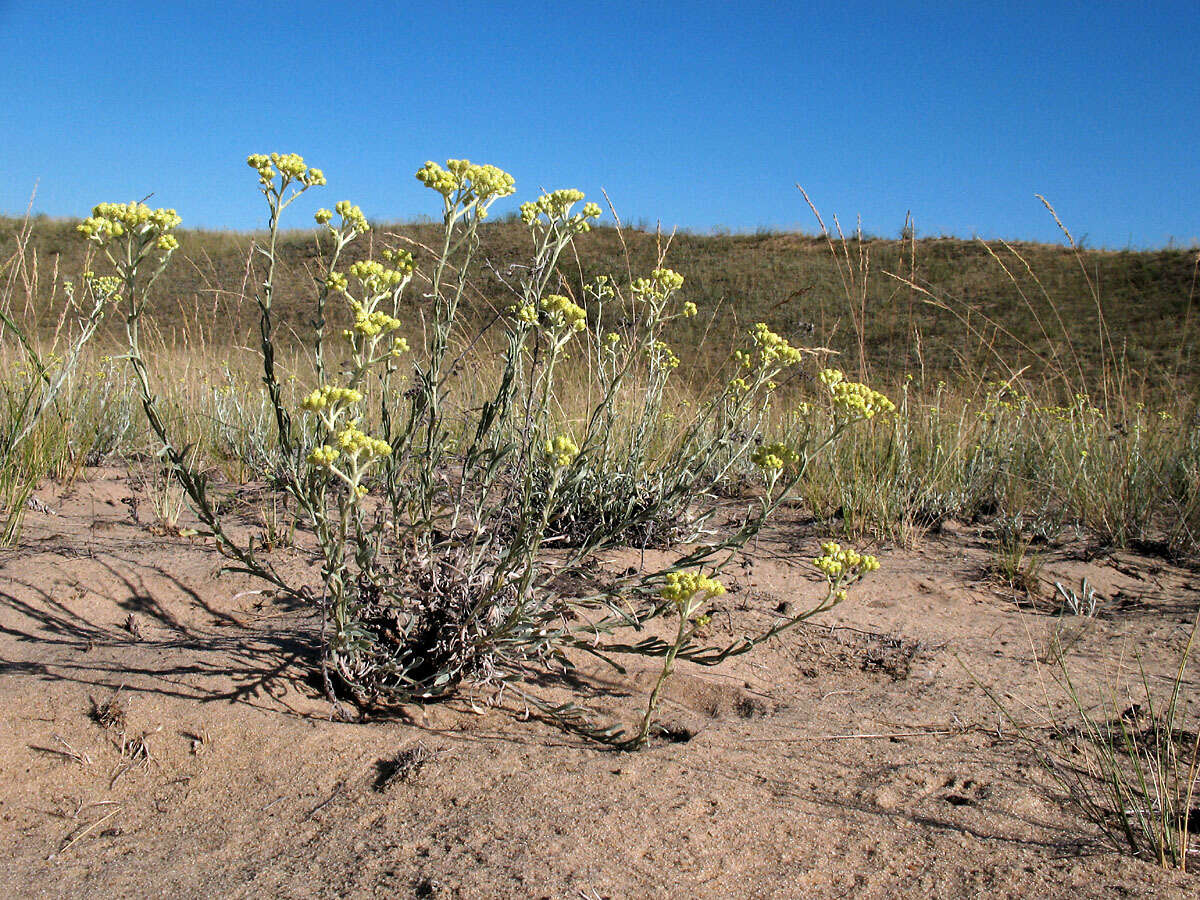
left=246, top=152, right=325, bottom=188
left=631, top=267, right=685, bottom=301
left=819, top=369, right=895, bottom=419
left=325, top=271, right=349, bottom=294
left=540, top=294, right=587, bottom=332
left=813, top=541, right=880, bottom=583
left=588, top=275, right=616, bottom=300
left=83, top=272, right=123, bottom=301
left=307, top=445, right=340, bottom=469
left=659, top=571, right=725, bottom=610
left=380, top=247, right=415, bottom=274
left=335, top=424, right=392, bottom=459
left=520, top=189, right=601, bottom=232
left=751, top=441, right=799, bottom=470
left=299, top=384, right=363, bottom=412
left=543, top=434, right=579, bottom=467
left=651, top=340, right=680, bottom=369
left=77, top=202, right=181, bottom=246
left=348, top=259, right=408, bottom=297
left=416, top=159, right=516, bottom=209
left=334, top=200, right=369, bottom=233
left=751, top=323, right=803, bottom=367
left=350, top=310, right=403, bottom=338
left=511, top=303, right=539, bottom=325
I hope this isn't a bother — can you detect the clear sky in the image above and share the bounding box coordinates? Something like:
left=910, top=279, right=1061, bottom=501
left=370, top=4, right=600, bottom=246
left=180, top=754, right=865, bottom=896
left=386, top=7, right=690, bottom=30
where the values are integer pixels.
left=1, top=1, right=1196, bottom=247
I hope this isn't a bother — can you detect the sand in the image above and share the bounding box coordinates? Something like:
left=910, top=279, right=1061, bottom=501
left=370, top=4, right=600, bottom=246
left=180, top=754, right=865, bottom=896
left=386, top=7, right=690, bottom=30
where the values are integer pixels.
left=2, top=467, right=1197, bottom=898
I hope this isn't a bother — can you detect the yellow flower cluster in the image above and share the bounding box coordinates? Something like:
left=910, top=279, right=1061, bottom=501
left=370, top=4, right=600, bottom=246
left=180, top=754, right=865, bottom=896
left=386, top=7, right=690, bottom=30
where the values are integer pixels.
left=651, top=340, right=680, bottom=369
left=511, top=294, right=587, bottom=333
left=681, top=301, right=698, bottom=317
left=349, top=260, right=408, bottom=295
left=750, top=441, right=799, bottom=470
left=308, top=445, right=340, bottom=469
left=813, top=541, right=880, bottom=580
left=543, top=434, right=579, bottom=467
left=974, top=382, right=1106, bottom=424
left=631, top=267, right=685, bottom=300
left=750, top=323, right=804, bottom=366
left=540, top=294, right=587, bottom=332
left=334, top=200, right=369, bottom=233
left=520, top=188, right=582, bottom=222
left=246, top=153, right=326, bottom=188
left=83, top=272, right=123, bottom=299
left=326, top=271, right=349, bottom=293
left=77, top=202, right=182, bottom=244
left=819, top=369, right=895, bottom=419
left=659, top=571, right=726, bottom=607
left=381, top=247, right=414, bottom=273
left=300, top=384, right=363, bottom=412
left=335, top=423, right=392, bottom=459
left=519, top=189, right=602, bottom=231
left=415, top=159, right=516, bottom=208
left=352, top=311, right=402, bottom=337
left=513, top=303, right=539, bottom=325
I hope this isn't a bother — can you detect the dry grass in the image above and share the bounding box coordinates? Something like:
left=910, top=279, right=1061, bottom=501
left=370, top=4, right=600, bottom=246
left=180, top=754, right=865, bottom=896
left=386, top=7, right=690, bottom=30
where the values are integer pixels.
left=5, top=212, right=1196, bottom=391
left=2, top=205, right=1198, bottom=557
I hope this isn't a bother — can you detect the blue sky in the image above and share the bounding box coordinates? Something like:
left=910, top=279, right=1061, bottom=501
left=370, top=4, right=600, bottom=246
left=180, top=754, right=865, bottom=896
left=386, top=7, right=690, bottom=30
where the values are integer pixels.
left=1, top=1, right=1196, bottom=247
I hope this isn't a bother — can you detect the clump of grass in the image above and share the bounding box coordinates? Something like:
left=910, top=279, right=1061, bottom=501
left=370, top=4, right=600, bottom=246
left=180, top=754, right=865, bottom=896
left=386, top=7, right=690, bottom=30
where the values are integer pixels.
left=1055, top=578, right=1103, bottom=618
left=131, top=458, right=191, bottom=533
left=373, top=742, right=435, bottom=791
left=792, top=371, right=1199, bottom=558
left=787, top=190, right=1199, bottom=558
left=989, top=514, right=1046, bottom=596
left=0, top=212, right=118, bottom=542
left=89, top=691, right=127, bottom=733
left=977, top=610, right=1200, bottom=870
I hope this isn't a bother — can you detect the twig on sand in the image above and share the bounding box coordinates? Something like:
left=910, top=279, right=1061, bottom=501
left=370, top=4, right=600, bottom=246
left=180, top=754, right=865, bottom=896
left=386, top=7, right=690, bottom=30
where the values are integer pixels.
left=32, top=733, right=93, bottom=768
left=742, top=728, right=960, bottom=743
left=49, top=804, right=122, bottom=860
left=305, top=778, right=348, bottom=820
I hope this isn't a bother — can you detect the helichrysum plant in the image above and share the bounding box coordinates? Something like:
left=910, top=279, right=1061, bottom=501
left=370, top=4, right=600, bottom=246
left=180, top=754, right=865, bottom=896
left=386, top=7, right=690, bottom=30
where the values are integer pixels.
left=92, top=153, right=890, bottom=746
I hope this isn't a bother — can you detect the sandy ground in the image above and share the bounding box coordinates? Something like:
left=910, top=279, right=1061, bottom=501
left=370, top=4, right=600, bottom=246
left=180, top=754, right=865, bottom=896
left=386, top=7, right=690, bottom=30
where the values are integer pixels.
left=2, top=467, right=1198, bottom=898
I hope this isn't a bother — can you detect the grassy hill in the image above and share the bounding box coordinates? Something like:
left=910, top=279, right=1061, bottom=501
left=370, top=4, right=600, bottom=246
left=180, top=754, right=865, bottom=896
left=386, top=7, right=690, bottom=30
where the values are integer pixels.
left=3, top=214, right=1196, bottom=393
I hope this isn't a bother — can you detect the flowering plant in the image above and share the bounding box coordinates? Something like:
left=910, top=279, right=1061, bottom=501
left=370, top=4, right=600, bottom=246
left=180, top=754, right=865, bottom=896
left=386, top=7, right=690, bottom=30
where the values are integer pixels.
left=96, top=153, right=890, bottom=746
